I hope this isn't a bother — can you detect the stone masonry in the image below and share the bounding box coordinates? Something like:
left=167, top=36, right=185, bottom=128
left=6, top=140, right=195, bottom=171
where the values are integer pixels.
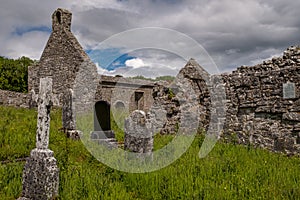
left=28, top=8, right=96, bottom=107
left=0, top=89, right=30, bottom=108
left=96, top=75, right=154, bottom=113
left=152, top=58, right=211, bottom=135
left=155, top=46, right=300, bottom=155
left=222, top=46, right=300, bottom=155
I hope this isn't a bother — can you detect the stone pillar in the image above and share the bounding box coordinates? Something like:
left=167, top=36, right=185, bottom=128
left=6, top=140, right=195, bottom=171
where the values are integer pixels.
left=124, top=110, right=153, bottom=156
left=19, top=77, right=59, bottom=200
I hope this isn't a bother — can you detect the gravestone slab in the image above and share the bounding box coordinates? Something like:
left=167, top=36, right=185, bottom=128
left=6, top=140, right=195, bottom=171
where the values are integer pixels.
left=62, top=89, right=76, bottom=131
left=124, top=110, right=153, bottom=155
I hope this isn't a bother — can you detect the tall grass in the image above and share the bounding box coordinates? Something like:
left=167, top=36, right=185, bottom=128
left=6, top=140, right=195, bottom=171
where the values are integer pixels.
left=0, top=105, right=300, bottom=199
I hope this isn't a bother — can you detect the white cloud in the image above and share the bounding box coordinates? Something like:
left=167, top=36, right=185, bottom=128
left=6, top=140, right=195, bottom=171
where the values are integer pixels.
left=125, top=58, right=145, bottom=68
left=69, top=0, right=133, bottom=13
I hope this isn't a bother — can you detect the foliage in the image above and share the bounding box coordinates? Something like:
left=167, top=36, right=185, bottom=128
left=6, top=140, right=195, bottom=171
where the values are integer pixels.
left=1, top=105, right=300, bottom=199
left=167, top=88, right=175, bottom=99
left=154, top=76, right=175, bottom=82
left=130, top=75, right=175, bottom=82
left=0, top=56, right=34, bottom=93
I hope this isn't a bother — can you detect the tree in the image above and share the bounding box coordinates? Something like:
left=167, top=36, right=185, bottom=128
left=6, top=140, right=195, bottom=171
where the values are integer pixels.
left=0, top=56, right=34, bottom=93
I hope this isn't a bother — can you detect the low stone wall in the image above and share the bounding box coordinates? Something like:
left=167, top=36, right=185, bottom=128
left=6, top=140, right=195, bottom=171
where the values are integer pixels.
left=0, top=89, right=30, bottom=108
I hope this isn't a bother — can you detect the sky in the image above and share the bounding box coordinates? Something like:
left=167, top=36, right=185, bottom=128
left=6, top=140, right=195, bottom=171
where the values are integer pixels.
left=1, top=0, right=299, bottom=77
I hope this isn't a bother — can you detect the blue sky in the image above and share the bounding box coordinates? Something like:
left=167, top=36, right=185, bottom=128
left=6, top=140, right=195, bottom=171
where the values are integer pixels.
left=86, top=48, right=135, bottom=71
left=1, top=0, right=299, bottom=77
left=12, top=26, right=51, bottom=37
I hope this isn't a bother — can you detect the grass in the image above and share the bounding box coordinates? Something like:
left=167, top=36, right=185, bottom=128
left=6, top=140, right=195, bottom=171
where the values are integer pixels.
left=0, top=105, right=300, bottom=199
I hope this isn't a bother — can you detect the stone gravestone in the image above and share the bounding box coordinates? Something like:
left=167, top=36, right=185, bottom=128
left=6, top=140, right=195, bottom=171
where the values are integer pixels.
left=124, top=110, right=153, bottom=157
left=18, top=77, right=59, bottom=200
left=62, top=89, right=81, bottom=139
left=90, top=101, right=118, bottom=147
left=62, top=89, right=76, bottom=131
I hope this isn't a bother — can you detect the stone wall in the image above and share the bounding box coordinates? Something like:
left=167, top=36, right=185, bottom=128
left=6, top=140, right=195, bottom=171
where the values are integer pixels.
left=153, top=46, right=300, bottom=155
left=0, top=89, right=30, bottom=108
left=222, top=46, right=300, bottom=155
left=28, top=8, right=95, bottom=107
left=152, top=59, right=211, bottom=135
left=96, top=75, right=154, bottom=113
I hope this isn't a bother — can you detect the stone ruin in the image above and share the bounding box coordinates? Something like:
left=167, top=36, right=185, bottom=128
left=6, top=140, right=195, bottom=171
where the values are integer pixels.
left=222, top=46, right=300, bottom=155
left=0, top=8, right=299, bottom=156
left=152, top=58, right=212, bottom=135
left=26, top=8, right=155, bottom=139
left=155, top=47, right=300, bottom=155
left=18, top=77, right=59, bottom=200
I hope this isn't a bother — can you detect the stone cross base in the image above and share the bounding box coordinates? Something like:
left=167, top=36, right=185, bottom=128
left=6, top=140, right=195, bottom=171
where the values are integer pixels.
left=65, top=129, right=82, bottom=140
left=20, top=148, right=59, bottom=200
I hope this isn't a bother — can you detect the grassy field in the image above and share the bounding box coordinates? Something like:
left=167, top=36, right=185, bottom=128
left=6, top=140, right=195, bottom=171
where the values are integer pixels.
left=0, top=105, right=300, bottom=199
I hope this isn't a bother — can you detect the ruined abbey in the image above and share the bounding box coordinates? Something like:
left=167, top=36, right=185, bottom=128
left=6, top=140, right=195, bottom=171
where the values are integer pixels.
left=0, top=8, right=299, bottom=156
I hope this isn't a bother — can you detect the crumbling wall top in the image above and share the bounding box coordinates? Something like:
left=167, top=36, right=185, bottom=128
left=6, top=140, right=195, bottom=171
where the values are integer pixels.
left=52, top=8, right=72, bottom=32
left=100, top=75, right=155, bottom=88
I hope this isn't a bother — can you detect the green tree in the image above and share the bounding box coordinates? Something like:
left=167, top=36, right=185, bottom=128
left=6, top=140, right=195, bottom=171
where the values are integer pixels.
left=0, top=56, right=34, bottom=93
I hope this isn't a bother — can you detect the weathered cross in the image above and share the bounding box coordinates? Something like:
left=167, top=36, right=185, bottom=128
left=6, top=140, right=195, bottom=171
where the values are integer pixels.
left=36, top=77, right=52, bottom=149
left=19, top=77, right=59, bottom=200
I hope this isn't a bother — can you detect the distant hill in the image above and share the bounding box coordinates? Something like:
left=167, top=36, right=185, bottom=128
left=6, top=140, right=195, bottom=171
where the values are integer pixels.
left=0, top=56, right=34, bottom=93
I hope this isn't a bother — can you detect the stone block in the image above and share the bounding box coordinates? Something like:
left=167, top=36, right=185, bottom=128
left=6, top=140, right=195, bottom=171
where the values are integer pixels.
left=283, top=112, right=300, bottom=121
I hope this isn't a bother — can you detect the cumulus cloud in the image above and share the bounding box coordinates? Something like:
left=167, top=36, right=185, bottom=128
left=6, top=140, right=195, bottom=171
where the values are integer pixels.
left=125, top=58, right=145, bottom=68
left=1, top=0, right=299, bottom=76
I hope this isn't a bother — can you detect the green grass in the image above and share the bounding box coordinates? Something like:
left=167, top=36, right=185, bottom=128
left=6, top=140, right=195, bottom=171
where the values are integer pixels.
left=1, top=105, right=300, bottom=199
